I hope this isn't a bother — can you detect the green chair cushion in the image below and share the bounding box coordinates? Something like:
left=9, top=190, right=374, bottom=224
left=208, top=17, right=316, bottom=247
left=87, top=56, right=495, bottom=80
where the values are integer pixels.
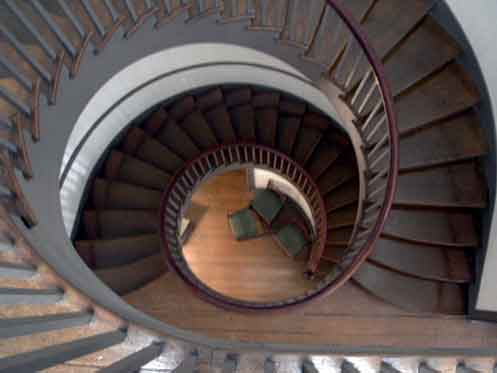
left=275, top=224, right=308, bottom=257
left=251, top=189, right=284, bottom=224
left=229, top=208, right=259, bottom=241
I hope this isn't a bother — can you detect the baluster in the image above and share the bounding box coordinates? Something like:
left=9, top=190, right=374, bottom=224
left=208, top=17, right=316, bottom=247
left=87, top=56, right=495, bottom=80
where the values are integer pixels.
left=0, top=115, right=33, bottom=178
left=361, top=98, right=383, bottom=132
left=368, top=180, right=387, bottom=200
left=57, top=0, right=87, bottom=38
left=357, top=82, right=379, bottom=115
left=125, top=0, right=140, bottom=23
left=367, top=133, right=388, bottom=161
left=81, top=0, right=107, bottom=38
left=0, top=87, right=32, bottom=118
left=369, top=168, right=389, bottom=186
left=365, top=114, right=387, bottom=145
left=99, top=342, right=164, bottom=373
left=350, top=67, right=373, bottom=107
left=235, top=146, right=242, bottom=162
left=0, top=23, right=52, bottom=84
left=0, top=287, right=63, bottom=305
left=0, top=54, right=33, bottom=92
left=364, top=200, right=382, bottom=214
left=369, top=148, right=389, bottom=171
left=4, top=0, right=58, bottom=62
left=244, top=145, right=249, bottom=161
left=30, top=0, right=78, bottom=58
left=344, top=50, right=365, bottom=90
left=104, top=0, right=121, bottom=23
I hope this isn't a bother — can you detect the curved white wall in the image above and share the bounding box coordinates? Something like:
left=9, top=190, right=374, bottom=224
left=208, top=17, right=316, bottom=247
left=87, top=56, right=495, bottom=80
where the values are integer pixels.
left=442, top=0, right=497, bottom=312
left=60, top=43, right=343, bottom=234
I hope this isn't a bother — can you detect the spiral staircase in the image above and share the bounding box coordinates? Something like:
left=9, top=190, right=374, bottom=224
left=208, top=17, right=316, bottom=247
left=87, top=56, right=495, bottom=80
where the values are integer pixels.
left=0, top=0, right=494, bottom=372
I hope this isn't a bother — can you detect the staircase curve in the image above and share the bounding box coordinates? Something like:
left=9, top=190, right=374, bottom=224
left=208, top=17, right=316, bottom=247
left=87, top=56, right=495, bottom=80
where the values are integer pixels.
left=0, top=0, right=491, bottom=372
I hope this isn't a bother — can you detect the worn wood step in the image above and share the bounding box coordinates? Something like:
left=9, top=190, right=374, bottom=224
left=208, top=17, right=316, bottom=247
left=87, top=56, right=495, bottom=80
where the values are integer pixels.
left=384, top=17, right=460, bottom=96
left=396, top=161, right=486, bottom=208
left=303, top=0, right=374, bottom=67
left=155, top=118, right=201, bottom=160
left=292, top=127, right=323, bottom=166
left=252, top=92, right=280, bottom=108
left=75, top=234, right=161, bottom=269
left=96, top=253, right=166, bottom=295
left=92, top=179, right=162, bottom=210
left=327, top=204, right=358, bottom=229
left=306, top=140, right=344, bottom=180
left=249, top=0, right=287, bottom=32
left=255, top=108, right=278, bottom=147
left=395, top=63, right=480, bottom=135
left=360, top=0, right=435, bottom=59
left=168, top=95, right=195, bottom=121
left=323, top=178, right=359, bottom=212
left=221, top=0, right=254, bottom=22
left=224, top=87, right=251, bottom=108
left=196, top=88, right=224, bottom=112
left=399, top=111, right=487, bottom=171
left=370, top=238, right=471, bottom=283
left=276, top=116, right=301, bottom=155
left=327, top=226, right=353, bottom=246
left=180, top=110, right=218, bottom=150
left=122, top=128, right=184, bottom=173
left=84, top=209, right=158, bottom=239
left=104, top=151, right=171, bottom=190
left=230, top=104, right=256, bottom=141
left=317, top=154, right=356, bottom=195
left=353, top=261, right=465, bottom=314
left=204, top=105, right=237, bottom=144
left=383, top=208, right=479, bottom=248
left=279, top=0, right=325, bottom=48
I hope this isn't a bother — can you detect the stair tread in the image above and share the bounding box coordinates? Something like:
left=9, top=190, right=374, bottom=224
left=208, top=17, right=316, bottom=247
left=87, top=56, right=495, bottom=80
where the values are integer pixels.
left=156, top=118, right=201, bottom=160
left=225, top=87, right=251, bottom=107
left=96, top=253, right=166, bottom=295
left=230, top=104, right=256, bottom=141
left=122, top=128, right=185, bottom=174
left=292, top=127, right=323, bottom=166
left=92, top=179, right=162, bottom=210
left=277, top=116, right=301, bottom=155
left=323, top=179, right=359, bottom=212
left=181, top=110, right=218, bottom=150
left=196, top=88, right=224, bottom=112
left=361, top=0, right=436, bottom=58
left=371, top=237, right=471, bottom=283
left=327, top=226, right=353, bottom=246
left=317, top=154, right=356, bottom=195
left=395, top=63, right=480, bottom=135
left=252, top=92, right=280, bottom=108
left=396, top=161, right=486, bottom=208
left=75, top=234, right=160, bottom=269
left=304, top=0, right=374, bottom=66
left=399, top=111, right=487, bottom=171
left=353, top=261, right=465, bottom=314
left=204, top=106, right=237, bottom=144
left=385, top=17, right=461, bottom=96
left=169, top=95, right=195, bottom=120
left=250, top=0, right=287, bottom=31
left=327, top=204, right=358, bottom=229
left=306, top=139, right=344, bottom=180
left=255, top=108, right=278, bottom=147
left=84, top=209, right=158, bottom=239
left=105, top=151, right=171, bottom=190
left=384, top=208, right=479, bottom=247
left=280, top=0, right=325, bottom=48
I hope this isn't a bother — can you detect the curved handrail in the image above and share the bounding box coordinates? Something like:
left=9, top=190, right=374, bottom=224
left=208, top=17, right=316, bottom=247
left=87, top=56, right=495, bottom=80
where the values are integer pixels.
left=159, top=142, right=328, bottom=310
left=0, top=0, right=399, bottom=364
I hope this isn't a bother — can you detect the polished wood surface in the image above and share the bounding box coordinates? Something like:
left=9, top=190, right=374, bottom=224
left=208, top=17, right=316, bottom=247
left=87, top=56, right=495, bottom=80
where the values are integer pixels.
left=182, top=170, right=315, bottom=302
left=124, top=171, right=497, bottom=349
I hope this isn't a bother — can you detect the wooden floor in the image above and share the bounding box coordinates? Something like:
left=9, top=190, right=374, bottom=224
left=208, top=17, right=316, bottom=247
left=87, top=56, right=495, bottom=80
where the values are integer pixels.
left=124, top=170, right=497, bottom=350
left=182, top=170, right=314, bottom=302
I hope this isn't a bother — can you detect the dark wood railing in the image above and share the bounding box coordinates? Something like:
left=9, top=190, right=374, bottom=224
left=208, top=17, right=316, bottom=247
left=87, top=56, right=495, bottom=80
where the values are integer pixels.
left=160, top=143, right=327, bottom=310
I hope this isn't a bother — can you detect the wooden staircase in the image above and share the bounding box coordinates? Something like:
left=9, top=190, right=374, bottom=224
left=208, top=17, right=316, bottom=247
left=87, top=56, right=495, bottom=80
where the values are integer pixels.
left=0, top=0, right=492, bottom=371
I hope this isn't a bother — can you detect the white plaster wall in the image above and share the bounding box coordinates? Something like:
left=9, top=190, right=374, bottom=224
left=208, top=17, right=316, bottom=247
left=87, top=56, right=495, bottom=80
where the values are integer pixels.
left=443, top=0, right=497, bottom=312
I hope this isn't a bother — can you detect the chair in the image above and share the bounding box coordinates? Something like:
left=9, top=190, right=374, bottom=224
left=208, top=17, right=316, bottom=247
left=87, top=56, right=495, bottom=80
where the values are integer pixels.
left=273, top=222, right=310, bottom=258
left=228, top=207, right=265, bottom=241
left=250, top=187, right=285, bottom=225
